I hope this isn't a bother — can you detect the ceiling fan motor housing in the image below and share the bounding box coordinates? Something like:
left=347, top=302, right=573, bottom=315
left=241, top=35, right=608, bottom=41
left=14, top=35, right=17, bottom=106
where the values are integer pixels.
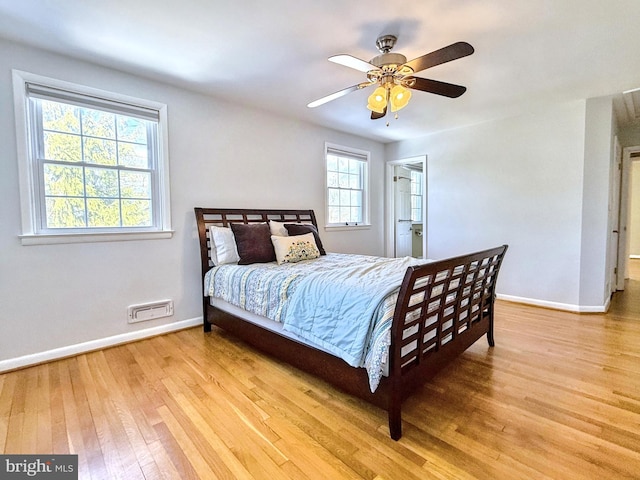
left=376, top=34, right=398, bottom=53
left=370, top=52, right=408, bottom=69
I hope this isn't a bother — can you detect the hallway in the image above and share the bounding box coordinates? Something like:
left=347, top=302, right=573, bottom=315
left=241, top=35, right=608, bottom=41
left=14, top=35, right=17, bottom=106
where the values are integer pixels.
left=608, top=258, right=640, bottom=318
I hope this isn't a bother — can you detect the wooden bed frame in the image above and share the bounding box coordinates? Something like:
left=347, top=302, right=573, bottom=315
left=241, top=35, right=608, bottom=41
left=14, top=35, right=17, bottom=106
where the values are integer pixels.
left=195, top=207, right=508, bottom=440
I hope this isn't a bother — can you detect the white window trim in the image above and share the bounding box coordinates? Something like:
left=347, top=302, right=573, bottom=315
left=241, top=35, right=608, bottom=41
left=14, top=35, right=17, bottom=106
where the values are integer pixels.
left=324, top=142, right=371, bottom=230
left=12, top=70, right=173, bottom=245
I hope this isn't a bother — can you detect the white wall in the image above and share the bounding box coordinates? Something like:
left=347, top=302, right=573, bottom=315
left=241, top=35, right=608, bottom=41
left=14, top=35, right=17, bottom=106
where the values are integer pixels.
left=580, top=97, right=616, bottom=308
left=386, top=101, right=591, bottom=309
left=0, top=39, right=385, bottom=367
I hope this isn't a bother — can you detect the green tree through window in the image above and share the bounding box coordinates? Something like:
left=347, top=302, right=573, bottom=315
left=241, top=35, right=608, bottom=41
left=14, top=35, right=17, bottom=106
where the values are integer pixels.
left=39, top=100, right=153, bottom=229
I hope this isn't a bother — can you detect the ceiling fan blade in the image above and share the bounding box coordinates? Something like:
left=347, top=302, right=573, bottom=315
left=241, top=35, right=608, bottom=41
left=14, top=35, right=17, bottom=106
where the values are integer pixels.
left=307, top=82, right=373, bottom=108
left=371, top=107, right=387, bottom=120
left=408, top=77, right=467, bottom=98
left=329, top=54, right=378, bottom=73
left=402, top=41, right=474, bottom=74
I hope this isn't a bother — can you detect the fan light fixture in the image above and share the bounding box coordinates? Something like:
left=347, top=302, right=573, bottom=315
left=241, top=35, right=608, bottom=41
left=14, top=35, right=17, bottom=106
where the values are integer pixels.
left=390, top=84, right=411, bottom=112
left=367, top=83, right=412, bottom=116
left=367, top=87, right=388, bottom=113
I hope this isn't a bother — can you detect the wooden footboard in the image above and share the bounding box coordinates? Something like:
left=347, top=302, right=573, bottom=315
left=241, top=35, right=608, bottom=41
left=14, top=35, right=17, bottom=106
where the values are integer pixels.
left=194, top=207, right=507, bottom=440
left=386, top=244, right=508, bottom=439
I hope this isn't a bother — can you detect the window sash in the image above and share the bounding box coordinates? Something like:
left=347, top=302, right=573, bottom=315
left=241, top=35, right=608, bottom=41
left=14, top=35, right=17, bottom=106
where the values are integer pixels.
left=325, top=144, right=369, bottom=226
left=28, top=96, right=161, bottom=233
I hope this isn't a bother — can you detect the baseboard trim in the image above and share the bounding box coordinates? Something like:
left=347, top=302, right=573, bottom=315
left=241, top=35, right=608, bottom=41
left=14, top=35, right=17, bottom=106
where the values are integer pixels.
left=497, top=294, right=607, bottom=313
left=0, top=317, right=202, bottom=373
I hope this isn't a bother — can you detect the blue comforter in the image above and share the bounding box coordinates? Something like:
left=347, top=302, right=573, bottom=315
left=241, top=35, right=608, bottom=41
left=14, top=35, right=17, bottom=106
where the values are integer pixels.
left=282, top=255, right=424, bottom=367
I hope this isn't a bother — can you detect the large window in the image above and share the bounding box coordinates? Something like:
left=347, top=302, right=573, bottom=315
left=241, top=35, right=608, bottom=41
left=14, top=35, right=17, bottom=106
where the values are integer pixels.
left=325, top=143, right=369, bottom=227
left=13, top=71, right=171, bottom=244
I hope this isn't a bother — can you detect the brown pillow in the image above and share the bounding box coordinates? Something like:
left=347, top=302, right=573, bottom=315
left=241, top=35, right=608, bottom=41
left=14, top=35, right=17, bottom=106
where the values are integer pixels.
left=230, top=223, right=276, bottom=264
left=285, top=223, right=326, bottom=255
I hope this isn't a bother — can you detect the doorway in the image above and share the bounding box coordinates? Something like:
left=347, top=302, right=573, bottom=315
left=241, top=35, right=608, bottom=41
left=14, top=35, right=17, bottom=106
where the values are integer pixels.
left=385, top=156, right=427, bottom=258
left=617, top=146, right=640, bottom=289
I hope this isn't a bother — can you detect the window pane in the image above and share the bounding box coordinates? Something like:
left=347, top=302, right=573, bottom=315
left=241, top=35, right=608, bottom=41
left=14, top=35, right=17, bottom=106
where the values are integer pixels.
left=81, top=108, right=115, bottom=138
left=44, top=164, right=84, bottom=197
left=328, top=188, right=340, bottom=206
left=45, top=197, right=86, bottom=228
left=118, top=142, right=148, bottom=168
left=349, top=174, right=361, bottom=189
left=338, top=173, right=350, bottom=188
left=327, top=171, right=339, bottom=188
left=87, top=198, right=120, bottom=227
left=327, top=155, right=338, bottom=172
left=351, top=207, right=361, bottom=222
left=120, top=171, right=151, bottom=199
left=117, top=116, right=147, bottom=143
left=328, top=206, right=340, bottom=223
left=338, top=157, right=348, bottom=172
left=340, top=189, right=351, bottom=206
left=42, top=100, right=80, bottom=134
left=339, top=207, right=351, bottom=222
left=351, top=190, right=361, bottom=207
left=85, top=167, right=119, bottom=197
left=44, top=132, right=81, bottom=162
left=122, top=199, right=152, bottom=226
left=84, top=137, right=117, bottom=165
left=348, top=159, right=361, bottom=174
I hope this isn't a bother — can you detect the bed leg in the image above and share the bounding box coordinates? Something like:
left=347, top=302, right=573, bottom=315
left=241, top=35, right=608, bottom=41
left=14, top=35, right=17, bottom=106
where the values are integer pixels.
left=487, top=307, right=495, bottom=347
left=388, top=393, right=402, bottom=440
left=203, top=304, right=212, bottom=332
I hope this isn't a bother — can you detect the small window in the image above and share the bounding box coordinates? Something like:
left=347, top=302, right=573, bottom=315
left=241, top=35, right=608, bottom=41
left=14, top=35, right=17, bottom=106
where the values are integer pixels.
left=410, top=170, right=423, bottom=222
left=13, top=71, right=172, bottom=244
left=325, top=143, right=369, bottom=227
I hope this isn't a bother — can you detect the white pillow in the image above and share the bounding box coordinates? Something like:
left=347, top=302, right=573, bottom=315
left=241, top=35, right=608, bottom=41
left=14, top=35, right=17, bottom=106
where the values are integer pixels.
left=269, top=220, right=289, bottom=237
left=209, top=226, right=240, bottom=265
left=271, top=232, right=320, bottom=265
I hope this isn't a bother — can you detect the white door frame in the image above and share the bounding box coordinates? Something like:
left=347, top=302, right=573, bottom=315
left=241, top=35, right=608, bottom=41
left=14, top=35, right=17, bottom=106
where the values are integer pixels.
left=609, top=136, right=622, bottom=294
left=385, top=155, right=427, bottom=258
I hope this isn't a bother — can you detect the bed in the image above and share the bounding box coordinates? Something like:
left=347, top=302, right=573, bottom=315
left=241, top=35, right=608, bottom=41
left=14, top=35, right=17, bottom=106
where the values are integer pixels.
left=195, top=207, right=508, bottom=440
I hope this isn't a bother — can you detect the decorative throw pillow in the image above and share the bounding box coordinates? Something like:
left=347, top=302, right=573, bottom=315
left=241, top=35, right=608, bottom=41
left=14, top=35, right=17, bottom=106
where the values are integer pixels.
left=269, top=220, right=289, bottom=237
left=271, top=232, right=320, bottom=265
left=209, top=226, right=240, bottom=265
left=285, top=223, right=326, bottom=255
left=230, top=222, right=276, bottom=264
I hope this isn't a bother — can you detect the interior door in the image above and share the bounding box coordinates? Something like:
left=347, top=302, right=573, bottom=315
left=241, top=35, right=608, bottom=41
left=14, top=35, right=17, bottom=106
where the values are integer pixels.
left=609, top=136, right=623, bottom=293
left=395, top=167, right=412, bottom=257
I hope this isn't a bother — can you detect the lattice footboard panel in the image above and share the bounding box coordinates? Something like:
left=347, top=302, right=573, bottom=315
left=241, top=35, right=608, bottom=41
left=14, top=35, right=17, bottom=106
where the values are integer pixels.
left=391, top=245, right=508, bottom=374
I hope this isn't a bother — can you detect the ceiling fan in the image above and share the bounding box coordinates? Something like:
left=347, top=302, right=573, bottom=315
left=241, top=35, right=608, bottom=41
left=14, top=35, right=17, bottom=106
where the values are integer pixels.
left=307, top=35, right=474, bottom=120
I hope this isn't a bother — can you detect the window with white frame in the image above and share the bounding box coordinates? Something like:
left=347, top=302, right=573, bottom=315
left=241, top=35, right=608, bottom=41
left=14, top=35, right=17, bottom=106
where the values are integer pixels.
left=410, top=169, right=423, bottom=222
left=325, top=143, right=369, bottom=227
left=13, top=71, right=171, bottom=244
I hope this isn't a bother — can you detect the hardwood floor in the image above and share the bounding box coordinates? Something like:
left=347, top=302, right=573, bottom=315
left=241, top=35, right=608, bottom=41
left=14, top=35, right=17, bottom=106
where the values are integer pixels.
left=2, top=283, right=640, bottom=479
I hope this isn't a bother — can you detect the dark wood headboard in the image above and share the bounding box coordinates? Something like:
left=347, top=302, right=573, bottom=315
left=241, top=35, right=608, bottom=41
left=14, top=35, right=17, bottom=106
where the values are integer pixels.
left=194, top=207, right=318, bottom=280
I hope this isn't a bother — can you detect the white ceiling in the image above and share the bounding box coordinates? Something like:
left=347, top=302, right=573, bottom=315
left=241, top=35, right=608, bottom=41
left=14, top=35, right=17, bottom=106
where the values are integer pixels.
left=2, top=0, right=640, bottom=143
